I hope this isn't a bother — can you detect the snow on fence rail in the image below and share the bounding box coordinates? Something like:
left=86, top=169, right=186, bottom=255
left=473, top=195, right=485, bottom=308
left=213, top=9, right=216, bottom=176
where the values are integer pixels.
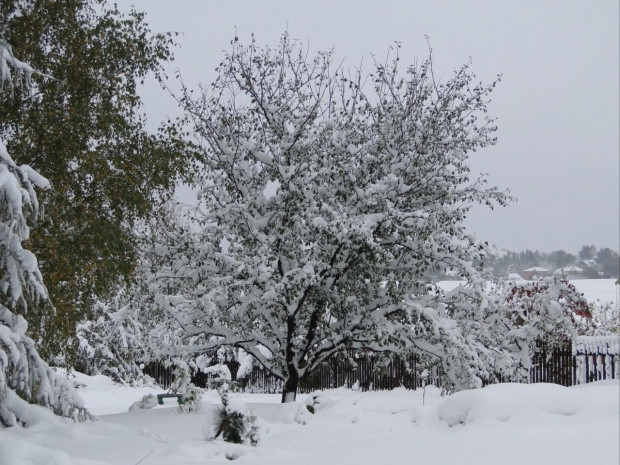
left=573, top=336, right=619, bottom=385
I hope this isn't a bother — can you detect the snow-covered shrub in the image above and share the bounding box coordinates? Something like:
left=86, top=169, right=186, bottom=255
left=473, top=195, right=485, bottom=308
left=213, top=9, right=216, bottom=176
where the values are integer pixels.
left=205, top=382, right=258, bottom=445
left=583, top=301, right=619, bottom=335
left=128, top=393, right=158, bottom=411
left=170, top=362, right=192, bottom=393
left=0, top=36, right=93, bottom=427
left=178, top=383, right=204, bottom=413
left=77, top=207, right=194, bottom=385
left=417, top=275, right=590, bottom=392
left=169, top=361, right=204, bottom=413
left=197, top=358, right=241, bottom=392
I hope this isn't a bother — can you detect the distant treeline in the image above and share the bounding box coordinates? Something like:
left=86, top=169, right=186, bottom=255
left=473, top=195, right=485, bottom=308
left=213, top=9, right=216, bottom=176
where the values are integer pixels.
left=480, top=245, right=619, bottom=279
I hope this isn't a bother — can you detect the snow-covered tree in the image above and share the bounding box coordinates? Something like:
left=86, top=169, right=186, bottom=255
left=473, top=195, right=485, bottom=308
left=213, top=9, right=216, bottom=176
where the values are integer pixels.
left=147, top=34, right=581, bottom=401
left=76, top=285, right=148, bottom=383
left=0, top=37, right=92, bottom=426
left=435, top=275, right=590, bottom=388
left=583, top=300, right=619, bottom=336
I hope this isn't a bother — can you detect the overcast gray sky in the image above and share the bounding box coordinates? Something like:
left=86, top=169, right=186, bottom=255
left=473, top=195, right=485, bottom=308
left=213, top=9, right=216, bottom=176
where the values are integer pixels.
left=116, top=0, right=619, bottom=254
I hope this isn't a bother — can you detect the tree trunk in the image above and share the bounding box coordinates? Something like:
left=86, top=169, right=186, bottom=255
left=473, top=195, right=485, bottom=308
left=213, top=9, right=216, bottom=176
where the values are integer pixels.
left=282, top=314, right=300, bottom=403
left=281, top=370, right=299, bottom=403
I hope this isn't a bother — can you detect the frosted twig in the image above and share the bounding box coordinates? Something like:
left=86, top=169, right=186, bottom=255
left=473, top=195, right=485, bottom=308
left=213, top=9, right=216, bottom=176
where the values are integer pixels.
left=134, top=449, right=155, bottom=465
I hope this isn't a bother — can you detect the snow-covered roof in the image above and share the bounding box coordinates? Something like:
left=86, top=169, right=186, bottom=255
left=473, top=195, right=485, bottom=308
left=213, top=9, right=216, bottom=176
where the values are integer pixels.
left=523, top=267, right=549, bottom=272
left=556, top=266, right=583, bottom=273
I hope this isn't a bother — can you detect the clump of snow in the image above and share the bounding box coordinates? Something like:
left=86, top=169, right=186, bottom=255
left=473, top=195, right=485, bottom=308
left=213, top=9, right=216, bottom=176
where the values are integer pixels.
left=128, top=394, right=158, bottom=411
left=224, top=398, right=246, bottom=416
left=201, top=363, right=232, bottom=381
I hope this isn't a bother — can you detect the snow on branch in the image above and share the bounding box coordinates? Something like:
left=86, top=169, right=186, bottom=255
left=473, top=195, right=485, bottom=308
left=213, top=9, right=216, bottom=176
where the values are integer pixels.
left=0, top=37, right=55, bottom=95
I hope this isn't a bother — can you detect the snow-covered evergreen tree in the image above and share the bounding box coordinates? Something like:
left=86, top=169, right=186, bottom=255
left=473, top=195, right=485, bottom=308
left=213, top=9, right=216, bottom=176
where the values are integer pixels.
left=147, top=34, right=581, bottom=401
left=0, top=36, right=93, bottom=426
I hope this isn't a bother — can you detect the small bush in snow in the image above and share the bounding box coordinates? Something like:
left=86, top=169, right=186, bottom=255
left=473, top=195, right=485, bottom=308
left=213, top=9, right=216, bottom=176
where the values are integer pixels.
left=178, top=383, right=204, bottom=413
left=206, top=383, right=259, bottom=445
left=304, top=393, right=329, bottom=414
left=128, top=394, right=158, bottom=411
left=169, top=362, right=205, bottom=413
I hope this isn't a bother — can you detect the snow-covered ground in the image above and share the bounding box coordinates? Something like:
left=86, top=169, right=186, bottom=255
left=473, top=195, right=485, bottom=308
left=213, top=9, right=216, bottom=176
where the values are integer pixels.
left=570, top=279, right=620, bottom=305
left=438, top=279, right=619, bottom=306
left=1, top=372, right=618, bottom=465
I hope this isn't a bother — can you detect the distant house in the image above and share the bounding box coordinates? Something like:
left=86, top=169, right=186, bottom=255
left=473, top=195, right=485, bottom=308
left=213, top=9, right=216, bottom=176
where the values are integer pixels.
left=522, top=267, right=551, bottom=280
left=579, top=259, right=597, bottom=269
left=506, top=272, right=525, bottom=282
left=555, top=265, right=583, bottom=278
left=578, top=259, right=601, bottom=278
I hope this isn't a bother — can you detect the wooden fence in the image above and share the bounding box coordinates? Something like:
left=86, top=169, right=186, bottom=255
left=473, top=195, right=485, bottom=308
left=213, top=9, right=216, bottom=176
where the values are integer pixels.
left=144, top=338, right=619, bottom=391
left=529, top=339, right=619, bottom=386
left=572, top=336, right=619, bottom=385
left=529, top=342, right=574, bottom=387
left=143, top=363, right=175, bottom=389
left=144, top=353, right=442, bottom=392
left=236, top=354, right=443, bottom=394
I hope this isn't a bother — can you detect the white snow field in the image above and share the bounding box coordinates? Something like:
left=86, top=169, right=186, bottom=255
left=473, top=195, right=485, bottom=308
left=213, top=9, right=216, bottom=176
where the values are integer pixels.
left=0, top=372, right=618, bottom=465
left=438, top=279, right=619, bottom=305
left=569, top=279, right=620, bottom=305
